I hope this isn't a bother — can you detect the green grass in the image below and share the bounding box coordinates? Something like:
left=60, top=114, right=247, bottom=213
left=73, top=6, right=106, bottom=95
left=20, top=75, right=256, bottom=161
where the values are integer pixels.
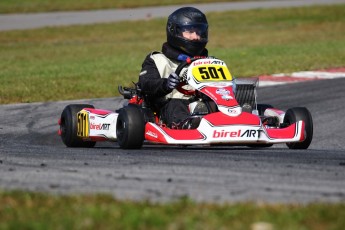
left=1, top=5, right=345, bottom=227
left=0, top=0, right=247, bottom=14
left=0, top=190, right=345, bottom=230
left=1, top=4, right=345, bottom=104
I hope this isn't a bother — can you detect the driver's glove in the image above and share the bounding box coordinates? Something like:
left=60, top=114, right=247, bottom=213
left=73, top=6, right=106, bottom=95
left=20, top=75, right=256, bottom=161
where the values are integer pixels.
left=166, top=72, right=179, bottom=90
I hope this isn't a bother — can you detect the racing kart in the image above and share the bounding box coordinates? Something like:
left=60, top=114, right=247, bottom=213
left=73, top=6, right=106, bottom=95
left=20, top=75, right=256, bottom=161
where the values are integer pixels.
left=58, top=57, right=313, bottom=149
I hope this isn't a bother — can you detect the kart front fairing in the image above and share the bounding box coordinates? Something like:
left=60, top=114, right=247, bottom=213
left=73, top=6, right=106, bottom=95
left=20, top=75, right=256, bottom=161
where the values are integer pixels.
left=180, top=58, right=242, bottom=116
left=80, top=107, right=305, bottom=145
left=76, top=57, right=306, bottom=146
left=144, top=110, right=305, bottom=145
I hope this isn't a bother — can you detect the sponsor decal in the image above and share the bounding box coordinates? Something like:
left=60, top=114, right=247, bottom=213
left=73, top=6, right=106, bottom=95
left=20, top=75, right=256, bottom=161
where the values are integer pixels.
left=146, top=130, right=158, bottom=138
left=209, top=82, right=229, bottom=87
left=227, top=108, right=240, bottom=115
left=211, top=60, right=225, bottom=65
left=222, top=95, right=233, bottom=100
left=213, top=129, right=259, bottom=138
left=90, top=123, right=110, bottom=130
left=193, top=60, right=212, bottom=66
left=216, top=88, right=233, bottom=100
left=216, top=88, right=230, bottom=95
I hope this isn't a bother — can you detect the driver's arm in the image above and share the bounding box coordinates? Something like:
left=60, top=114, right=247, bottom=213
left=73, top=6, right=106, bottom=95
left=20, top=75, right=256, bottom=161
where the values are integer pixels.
left=138, top=54, right=173, bottom=97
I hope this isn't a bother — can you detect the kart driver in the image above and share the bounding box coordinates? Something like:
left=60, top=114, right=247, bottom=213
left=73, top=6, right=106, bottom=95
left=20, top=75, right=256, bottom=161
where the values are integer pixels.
left=138, top=7, right=209, bottom=129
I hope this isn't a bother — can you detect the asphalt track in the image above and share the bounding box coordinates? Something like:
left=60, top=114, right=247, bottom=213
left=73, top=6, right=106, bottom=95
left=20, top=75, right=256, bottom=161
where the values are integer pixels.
left=1, top=79, right=345, bottom=203
left=1, top=0, right=345, bottom=204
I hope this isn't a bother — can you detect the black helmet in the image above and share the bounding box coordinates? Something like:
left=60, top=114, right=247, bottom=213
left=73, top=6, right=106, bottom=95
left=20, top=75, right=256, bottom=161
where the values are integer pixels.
left=166, top=7, right=208, bottom=56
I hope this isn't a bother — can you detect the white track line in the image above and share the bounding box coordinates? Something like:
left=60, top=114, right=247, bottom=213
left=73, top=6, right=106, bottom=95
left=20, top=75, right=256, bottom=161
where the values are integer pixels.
left=258, top=68, right=345, bottom=87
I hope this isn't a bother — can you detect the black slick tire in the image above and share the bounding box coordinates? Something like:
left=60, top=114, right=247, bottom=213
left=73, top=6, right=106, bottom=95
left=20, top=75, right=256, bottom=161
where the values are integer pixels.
left=116, top=106, right=145, bottom=149
left=284, top=107, right=313, bottom=149
left=60, top=104, right=96, bottom=148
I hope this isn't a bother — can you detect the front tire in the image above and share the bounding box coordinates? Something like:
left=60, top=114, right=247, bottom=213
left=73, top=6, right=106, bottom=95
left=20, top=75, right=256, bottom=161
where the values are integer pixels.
left=284, top=107, right=313, bottom=149
left=116, top=106, right=145, bottom=149
left=60, top=104, right=96, bottom=148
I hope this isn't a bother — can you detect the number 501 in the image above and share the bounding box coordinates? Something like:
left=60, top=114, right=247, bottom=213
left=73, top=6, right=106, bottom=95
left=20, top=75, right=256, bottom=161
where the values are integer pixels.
left=198, top=66, right=228, bottom=80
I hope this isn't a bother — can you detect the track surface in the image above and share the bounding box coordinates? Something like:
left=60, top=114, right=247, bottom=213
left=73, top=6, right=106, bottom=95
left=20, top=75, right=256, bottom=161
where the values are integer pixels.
left=1, top=79, right=345, bottom=203
left=1, top=0, right=344, bottom=204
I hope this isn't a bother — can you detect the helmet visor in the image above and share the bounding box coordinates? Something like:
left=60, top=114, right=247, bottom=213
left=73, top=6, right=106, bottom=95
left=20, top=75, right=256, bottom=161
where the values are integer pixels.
left=176, top=24, right=208, bottom=41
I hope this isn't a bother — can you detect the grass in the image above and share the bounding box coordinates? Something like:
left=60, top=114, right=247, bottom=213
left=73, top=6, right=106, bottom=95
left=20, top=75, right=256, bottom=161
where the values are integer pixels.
left=0, top=0, right=248, bottom=14
left=1, top=190, right=345, bottom=230
left=0, top=4, right=345, bottom=104
left=1, top=5, right=345, bottom=228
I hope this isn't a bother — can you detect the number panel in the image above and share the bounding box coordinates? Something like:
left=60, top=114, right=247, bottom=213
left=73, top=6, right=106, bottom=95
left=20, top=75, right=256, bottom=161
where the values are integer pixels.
left=192, top=64, right=232, bottom=82
left=77, top=110, right=89, bottom=137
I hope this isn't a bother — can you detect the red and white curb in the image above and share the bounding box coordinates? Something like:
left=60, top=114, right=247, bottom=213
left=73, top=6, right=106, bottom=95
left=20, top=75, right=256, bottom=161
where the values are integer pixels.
left=257, top=67, right=345, bottom=87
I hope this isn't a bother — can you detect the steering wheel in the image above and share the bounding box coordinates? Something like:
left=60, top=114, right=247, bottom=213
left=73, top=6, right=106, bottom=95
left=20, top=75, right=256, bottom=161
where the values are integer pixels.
left=175, top=57, right=202, bottom=96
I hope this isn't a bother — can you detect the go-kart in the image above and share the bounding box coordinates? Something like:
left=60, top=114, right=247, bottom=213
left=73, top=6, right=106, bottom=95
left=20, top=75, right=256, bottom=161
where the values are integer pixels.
left=58, top=57, right=313, bottom=149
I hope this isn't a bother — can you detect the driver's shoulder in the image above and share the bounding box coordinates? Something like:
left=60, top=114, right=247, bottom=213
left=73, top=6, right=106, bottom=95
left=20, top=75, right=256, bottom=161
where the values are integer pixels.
left=149, top=51, right=167, bottom=60
left=149, top=51, right=178, bottom=68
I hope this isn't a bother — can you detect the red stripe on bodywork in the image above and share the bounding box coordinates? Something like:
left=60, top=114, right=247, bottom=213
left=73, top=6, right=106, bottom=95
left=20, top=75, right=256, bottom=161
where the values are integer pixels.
left=266, top=122, right=300, bottom=139
left=199, top=87, right=238, bottom=107
left=84, top=108, right=113, bottom=115
left=204, top=112, right=261, bottom=126
left=145, top=123, right=168, bottom=143
left=160, top=127, right=205, bottom=140
left=88, top=136, right=108, bottom=142
left=299, top=121, right=305, bottom=141
left=145, top=123, right=204, bottom=143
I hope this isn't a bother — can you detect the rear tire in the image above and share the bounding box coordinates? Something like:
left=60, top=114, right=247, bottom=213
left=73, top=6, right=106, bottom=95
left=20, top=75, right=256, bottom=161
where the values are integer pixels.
left=60, top=104, right=96, bottom=148
left=116, top=106, right=145, bottom=149
left=284, top=107, right=313, bottom=149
